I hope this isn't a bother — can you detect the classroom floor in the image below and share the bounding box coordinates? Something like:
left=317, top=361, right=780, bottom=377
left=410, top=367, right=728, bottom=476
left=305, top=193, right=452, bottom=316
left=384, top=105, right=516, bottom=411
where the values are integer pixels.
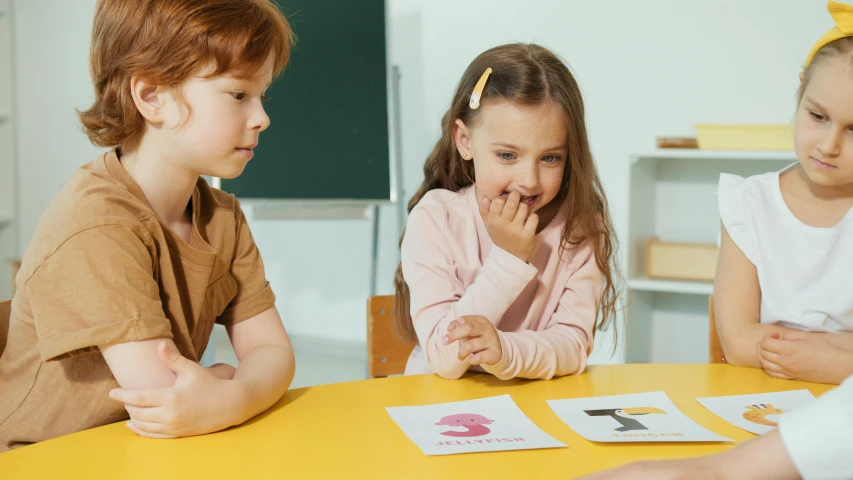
left=208, top=325, right=369, bottom=389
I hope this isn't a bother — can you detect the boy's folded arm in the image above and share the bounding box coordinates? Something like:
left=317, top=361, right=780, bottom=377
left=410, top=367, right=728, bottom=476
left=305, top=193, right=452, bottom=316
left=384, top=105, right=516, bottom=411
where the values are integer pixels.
left=224, top=306, right=295, bottom=424
left=100, top=337, right=179, bottom=389
left=206, top=362, right=237, bottom=380
left=100, top=307, right=294, bottom=429
left=100, top=338, right=240, bottom=389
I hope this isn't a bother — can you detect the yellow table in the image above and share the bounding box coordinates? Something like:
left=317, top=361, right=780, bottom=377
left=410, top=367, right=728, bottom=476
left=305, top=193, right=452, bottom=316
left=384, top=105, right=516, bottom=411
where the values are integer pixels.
left=0, top=364, right=834, bottom=479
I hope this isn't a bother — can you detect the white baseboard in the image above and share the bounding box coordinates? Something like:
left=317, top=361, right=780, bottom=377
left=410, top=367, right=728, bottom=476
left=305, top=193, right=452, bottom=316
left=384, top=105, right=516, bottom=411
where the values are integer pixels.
left=289, top=334, right=367, bottom=360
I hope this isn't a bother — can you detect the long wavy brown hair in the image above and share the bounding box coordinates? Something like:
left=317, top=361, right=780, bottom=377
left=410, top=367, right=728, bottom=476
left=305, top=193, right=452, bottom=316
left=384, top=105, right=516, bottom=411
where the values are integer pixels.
left=394, top=43, right=621, bottom=346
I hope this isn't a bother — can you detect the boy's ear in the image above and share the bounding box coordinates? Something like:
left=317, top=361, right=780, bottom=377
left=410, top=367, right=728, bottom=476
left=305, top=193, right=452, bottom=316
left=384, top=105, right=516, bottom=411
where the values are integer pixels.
left=453, top=119, right=473, bottom=160
left=129, top=76, right=164, bottom=124
left=799, top=71, right=805, bottom=84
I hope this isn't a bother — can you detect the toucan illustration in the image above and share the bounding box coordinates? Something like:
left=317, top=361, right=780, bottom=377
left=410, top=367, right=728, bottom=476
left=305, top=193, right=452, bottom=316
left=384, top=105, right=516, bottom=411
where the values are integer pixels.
left=584, top=407, right=667, bottom=432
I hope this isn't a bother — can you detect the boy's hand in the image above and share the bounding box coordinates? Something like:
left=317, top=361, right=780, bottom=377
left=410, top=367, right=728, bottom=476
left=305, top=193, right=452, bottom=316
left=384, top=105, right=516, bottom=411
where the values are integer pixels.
left=758, top=331, right=853, bottom=384
left=443, top=315, right=503, bottom=366
left=479, top=191, right=538, bottom=263
left=110, top=341, right=244, bottom=438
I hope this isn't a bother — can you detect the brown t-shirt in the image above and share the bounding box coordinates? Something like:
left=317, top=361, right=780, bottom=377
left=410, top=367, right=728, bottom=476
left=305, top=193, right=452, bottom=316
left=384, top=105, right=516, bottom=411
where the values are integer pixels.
left=0, top=151, right=276, bottom=451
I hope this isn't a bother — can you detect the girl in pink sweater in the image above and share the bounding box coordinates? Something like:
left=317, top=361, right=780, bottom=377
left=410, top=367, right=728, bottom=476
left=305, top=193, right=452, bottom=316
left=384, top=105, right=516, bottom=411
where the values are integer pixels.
left=394, top=43, right=619, bottom=380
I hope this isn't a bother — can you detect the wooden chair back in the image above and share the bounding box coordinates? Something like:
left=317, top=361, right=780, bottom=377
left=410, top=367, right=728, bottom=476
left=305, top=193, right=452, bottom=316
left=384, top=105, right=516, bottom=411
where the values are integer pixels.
left=708, top=296, right=726, bottom=364
left=0, top=299, right=11, bottom=356
left=367, top=295, right=416, bottom=378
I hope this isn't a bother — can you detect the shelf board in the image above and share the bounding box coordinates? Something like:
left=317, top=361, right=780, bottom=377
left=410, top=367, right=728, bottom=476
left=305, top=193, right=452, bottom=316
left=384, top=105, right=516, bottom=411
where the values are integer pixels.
left=628, top=278, right=713, bottom=296
left=247, top=199, right=374, bottom=220
left=631, top=149, right=797, bottom=164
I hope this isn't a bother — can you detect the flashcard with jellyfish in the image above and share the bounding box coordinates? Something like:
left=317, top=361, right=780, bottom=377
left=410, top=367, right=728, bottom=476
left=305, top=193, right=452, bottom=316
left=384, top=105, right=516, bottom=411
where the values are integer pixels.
left=385, top=394, right=565, bottom=455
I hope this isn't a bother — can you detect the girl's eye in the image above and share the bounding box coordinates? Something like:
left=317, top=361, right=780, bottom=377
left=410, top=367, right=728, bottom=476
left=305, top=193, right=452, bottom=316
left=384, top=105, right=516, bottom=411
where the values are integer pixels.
left=542, top=155, right=562, bottom=164
left=231, top=92, right=246, bottom=100
left=498, top=152, right=516, bottom=161
left=809, top=111, right=826, bottom=122
left=261, top=95, right=271, bottom=102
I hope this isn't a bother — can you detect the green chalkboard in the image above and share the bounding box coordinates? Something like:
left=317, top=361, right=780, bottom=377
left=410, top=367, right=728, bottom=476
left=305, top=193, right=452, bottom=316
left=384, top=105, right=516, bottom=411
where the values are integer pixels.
left=221, top=0, right=390, bottom=201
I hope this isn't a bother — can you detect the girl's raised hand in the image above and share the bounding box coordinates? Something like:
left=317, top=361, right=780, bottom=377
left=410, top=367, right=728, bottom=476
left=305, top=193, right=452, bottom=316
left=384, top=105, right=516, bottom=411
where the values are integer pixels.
left=479, top=191, right=538, bottom=263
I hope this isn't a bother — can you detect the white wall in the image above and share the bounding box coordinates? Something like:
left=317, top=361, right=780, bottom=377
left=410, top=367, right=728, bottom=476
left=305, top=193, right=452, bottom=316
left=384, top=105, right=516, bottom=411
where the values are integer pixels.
left=13, top=0, right=101, bottom=252
left=12, top=0, right=830, bottom=361
left=0, top=0, right=16, bottom=299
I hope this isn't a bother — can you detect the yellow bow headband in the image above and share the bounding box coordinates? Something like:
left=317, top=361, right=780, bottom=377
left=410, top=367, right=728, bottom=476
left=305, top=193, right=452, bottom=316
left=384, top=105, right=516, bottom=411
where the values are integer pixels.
left=806, top=1, right=853, bottom=66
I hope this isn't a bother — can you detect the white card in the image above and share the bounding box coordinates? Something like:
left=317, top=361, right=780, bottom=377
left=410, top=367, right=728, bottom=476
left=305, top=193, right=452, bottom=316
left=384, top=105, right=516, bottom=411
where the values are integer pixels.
left=695, top=389, right=816, bottom=435
left=547, top=391, right=731, bottom=443
left=385, top=394, right=566, bottom=455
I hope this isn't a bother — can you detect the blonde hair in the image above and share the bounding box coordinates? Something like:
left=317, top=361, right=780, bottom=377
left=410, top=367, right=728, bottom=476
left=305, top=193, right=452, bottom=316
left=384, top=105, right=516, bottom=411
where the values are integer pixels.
left=799, top=37, right=853, bottom=104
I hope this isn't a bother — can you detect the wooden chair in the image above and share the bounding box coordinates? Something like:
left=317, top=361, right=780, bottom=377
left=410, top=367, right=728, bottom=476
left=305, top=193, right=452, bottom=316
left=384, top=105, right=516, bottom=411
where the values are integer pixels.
left=0, top=299, right=10, bottom=356
left=367, top=295, right=416, bottom=378
left=708, top=296, right=726, bottom=364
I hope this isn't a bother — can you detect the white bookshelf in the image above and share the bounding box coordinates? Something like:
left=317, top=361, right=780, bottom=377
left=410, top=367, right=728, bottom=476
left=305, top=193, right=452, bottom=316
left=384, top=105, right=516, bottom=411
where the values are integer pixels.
left=624, top=149, right=796, bottom=363
left=630, top=149, right=799, bottom=163
left=0, top=0, right=16, bottom=299
left=628, top=278, right=713, bottom=296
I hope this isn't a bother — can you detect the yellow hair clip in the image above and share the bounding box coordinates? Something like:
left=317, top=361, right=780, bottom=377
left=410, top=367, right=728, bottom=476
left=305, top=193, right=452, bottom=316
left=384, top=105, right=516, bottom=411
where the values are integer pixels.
left=469, top=68, right=493, bottom=110
left=806, top=1, right=853, bottom=66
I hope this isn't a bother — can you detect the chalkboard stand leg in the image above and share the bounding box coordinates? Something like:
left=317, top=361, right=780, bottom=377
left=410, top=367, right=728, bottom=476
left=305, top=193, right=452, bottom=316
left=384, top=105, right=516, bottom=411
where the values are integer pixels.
left=368, top=204, right=380, bottom=297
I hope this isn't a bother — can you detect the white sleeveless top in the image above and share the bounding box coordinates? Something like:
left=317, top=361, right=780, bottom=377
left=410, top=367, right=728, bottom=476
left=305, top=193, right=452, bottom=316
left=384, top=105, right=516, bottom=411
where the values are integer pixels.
left=718, top=164, right=853, bottom=332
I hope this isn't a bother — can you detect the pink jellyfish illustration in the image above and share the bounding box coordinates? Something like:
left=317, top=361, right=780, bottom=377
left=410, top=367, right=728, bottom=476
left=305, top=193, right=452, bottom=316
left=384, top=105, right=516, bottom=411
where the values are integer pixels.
left=435, top=413, right=495, bottom=437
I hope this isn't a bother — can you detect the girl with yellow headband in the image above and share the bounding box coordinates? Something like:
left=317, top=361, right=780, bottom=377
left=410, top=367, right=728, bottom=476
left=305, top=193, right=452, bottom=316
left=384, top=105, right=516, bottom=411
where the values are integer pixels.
left=713, top=0, right=853, bottom=386
left=587, top=2, right=853, bottom=479
left=393, top=44, right=620, bottom=380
